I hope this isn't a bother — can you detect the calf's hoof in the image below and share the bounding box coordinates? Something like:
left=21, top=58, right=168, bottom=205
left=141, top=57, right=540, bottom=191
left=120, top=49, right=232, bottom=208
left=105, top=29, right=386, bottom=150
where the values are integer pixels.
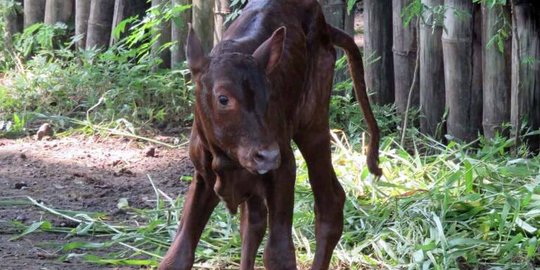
left=158, top=255, right=194, bottom=270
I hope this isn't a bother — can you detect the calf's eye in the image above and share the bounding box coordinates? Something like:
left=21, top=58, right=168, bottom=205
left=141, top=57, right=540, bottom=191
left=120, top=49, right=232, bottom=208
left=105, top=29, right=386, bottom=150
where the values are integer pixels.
left=218, top=95, right=229, bottom=106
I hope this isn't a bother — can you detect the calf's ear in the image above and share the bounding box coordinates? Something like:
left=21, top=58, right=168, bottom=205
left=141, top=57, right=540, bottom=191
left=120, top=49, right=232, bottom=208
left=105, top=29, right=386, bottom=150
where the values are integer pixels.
left=253, top=26, right=286, bottom=74
left=186, top=23, right=207, bottom=75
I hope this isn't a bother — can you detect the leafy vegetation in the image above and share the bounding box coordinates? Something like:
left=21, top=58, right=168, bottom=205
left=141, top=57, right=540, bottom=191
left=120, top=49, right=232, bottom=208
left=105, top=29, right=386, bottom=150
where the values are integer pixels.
left=0, top=2, right=193, bottom=137
left=5, top=131, right=539, bottom=269
left=1, top=1, right=539, bottom=270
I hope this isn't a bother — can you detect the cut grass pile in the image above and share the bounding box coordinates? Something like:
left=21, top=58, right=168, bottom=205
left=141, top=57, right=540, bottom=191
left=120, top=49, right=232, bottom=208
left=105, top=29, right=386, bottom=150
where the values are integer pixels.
left=4, top=131, right=540, bottom=269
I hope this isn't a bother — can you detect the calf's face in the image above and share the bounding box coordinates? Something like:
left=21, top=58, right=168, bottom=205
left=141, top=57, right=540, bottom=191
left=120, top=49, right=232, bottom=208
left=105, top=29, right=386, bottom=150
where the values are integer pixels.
left=186, top=26, right=286, bottom=175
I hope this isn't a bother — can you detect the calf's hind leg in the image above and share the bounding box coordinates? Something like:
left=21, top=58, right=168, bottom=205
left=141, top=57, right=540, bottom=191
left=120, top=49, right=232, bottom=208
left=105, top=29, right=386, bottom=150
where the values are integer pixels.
left=294, top=131, right=345, bottom=270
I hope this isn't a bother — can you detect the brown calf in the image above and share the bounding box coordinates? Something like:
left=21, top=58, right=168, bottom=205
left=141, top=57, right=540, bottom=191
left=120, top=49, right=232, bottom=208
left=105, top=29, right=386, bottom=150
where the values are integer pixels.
left=160, top=0, right=381, bottom=269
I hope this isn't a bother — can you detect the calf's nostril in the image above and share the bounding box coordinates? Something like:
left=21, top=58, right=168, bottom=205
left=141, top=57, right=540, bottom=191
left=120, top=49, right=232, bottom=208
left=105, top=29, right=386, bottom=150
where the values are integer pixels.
left=254, top=152, right=266, bottom=162
left=254, top=149, right=280, bottom=164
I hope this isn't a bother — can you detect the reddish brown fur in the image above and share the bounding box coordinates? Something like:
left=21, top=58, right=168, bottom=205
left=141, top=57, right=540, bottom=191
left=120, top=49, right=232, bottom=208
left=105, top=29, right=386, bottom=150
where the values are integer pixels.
left=160, top=1, right=381, bottom=269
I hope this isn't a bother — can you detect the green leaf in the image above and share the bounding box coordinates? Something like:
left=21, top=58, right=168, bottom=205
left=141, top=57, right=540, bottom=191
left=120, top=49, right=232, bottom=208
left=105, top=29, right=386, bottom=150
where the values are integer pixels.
left=464, top=159, right=474, bottom=193
left=112, top=17, right=136, bottom=40
left=526, top=237, right=537, bottom=258
left=62, top=241, right=107, bottom=251
left=501, top=233, right=524, bottom=253
left=448, top=238, right=485, bottom=247
left=9, top=221, right=52, bottom=241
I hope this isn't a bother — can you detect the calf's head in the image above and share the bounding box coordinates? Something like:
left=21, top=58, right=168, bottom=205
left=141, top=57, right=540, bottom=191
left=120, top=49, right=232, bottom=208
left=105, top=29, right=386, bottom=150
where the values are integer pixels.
left=186, top=25, right=286, bottom=175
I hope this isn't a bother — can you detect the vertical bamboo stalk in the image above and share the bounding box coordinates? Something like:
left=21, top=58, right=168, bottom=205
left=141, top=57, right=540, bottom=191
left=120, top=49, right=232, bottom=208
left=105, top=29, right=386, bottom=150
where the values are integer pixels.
left=86, top=0, right=114, bottom=49
left=171, top=0, right=191, bottom=68
left=392, top=0, right=419, bottom=115
left=109, top=0, right=127, bottom=46
left=75, top=0, right=90, bottom=49
left=24, top=0, right=46, bottom=27
left=364, top=0, right=394, bottom=105
left=419, top=0, right=445, bottom=136
left=442, top=0, right=482, bottom=142
left=214, top=0, right=230, bottom=46
left=192, top=0, right=214, bottom=53
left=511, top=0, right=540, bottom=151
left=44, top=0, right=74, bottom=25
left=472, top=4, right=484, bottom=138
left=482, top=4, right=511, bottom=139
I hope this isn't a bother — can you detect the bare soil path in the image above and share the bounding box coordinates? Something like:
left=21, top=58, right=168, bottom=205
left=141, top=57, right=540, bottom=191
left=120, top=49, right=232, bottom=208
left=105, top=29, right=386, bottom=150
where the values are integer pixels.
left=0, top=134, right=192, bottom=269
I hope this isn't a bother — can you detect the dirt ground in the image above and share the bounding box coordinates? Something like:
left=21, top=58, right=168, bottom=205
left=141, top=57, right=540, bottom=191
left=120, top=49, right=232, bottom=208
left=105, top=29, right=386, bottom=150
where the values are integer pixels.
left=0, top=134, right=193, bottom=269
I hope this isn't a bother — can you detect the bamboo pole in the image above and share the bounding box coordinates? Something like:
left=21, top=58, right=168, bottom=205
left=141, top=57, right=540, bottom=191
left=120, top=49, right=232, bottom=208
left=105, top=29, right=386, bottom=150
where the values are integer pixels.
left=392, top=0, right=419, bottom=115
left=442, top=0, right=482, bottom=142
left=24, top=0, right=46, bottom=27
left=75, top=0, right=90, bottom=49
left=482, top=4, right=511, bottom=139
left=109, top=0, right=126, bottom=46
left=44, top=0, right=74, bottom=25
left=511, top=0, right=540, bottom=151
left=214, top=0, right=229, bottom=46
left=85, top=0, right=115, bottom=49
left=364, top=0, right=394, bottom=105
left=419, top=0, right=445, bottom=137
left=192, top=0, right=214, bottom=53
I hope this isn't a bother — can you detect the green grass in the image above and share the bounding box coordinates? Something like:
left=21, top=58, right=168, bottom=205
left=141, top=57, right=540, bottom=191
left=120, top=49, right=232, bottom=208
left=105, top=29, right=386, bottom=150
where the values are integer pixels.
left=0, top=7, right=194, bottom=137
left=5, top=130, right=539, bottom=269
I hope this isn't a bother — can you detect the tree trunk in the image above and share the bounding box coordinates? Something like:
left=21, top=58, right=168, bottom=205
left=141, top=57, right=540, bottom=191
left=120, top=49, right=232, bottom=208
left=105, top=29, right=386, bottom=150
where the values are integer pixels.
left=442, top=1, right=482, bottom=142
left=24, top=0, right=46, bottom=27
left=151, top=0, right=171, bottom=69
left=392, top=0, right=419, bottom=115
left=75, top=0, right=90, bottom=49
left=171, top=0, right=191, bottom=68
left=482, top=4, right=511, bottom=139
left=5, top=0, right=23, bottom=36
left=419, top=0, right=445, bottom=137
left=214, top=0, right=230, bottom=46
left=364, top=0, right=394, bottom=105
left=86, top=0, right=114, bottom=49
left=511, top=0, right=540, bottom=152
left=192, top=0, right=214, bottom=53
left=44, top=0, right=74, bottom=25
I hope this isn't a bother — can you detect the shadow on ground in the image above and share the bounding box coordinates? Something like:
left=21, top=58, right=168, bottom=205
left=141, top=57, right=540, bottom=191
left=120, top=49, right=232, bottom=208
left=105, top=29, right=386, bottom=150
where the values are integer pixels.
left=0, top=135, right=193, bottom=269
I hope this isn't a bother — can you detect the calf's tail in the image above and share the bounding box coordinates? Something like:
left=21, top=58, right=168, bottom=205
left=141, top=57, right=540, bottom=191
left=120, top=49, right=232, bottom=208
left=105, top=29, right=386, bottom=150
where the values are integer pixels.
left=328, top=25, right=382, bottom=176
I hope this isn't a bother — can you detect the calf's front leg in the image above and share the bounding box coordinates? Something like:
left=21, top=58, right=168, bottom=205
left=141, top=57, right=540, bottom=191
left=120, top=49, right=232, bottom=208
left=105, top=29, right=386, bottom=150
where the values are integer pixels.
left=240, top=195, right=267, bottom=270
left=159, top=172, right=219, bottom=270
left=264, top=149, right=297, bottom=270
